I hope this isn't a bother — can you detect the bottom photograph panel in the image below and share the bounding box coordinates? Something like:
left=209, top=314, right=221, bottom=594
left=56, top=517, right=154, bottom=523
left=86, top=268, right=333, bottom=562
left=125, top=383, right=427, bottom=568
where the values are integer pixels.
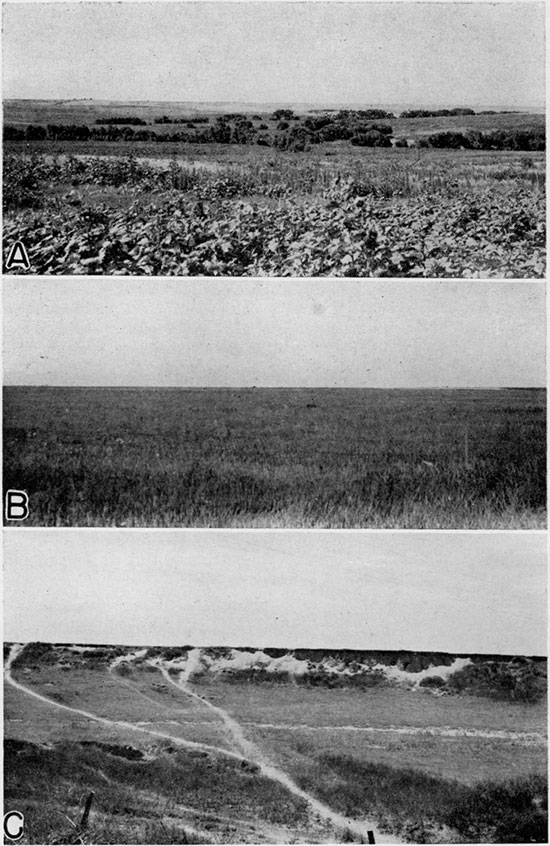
left=3, top=531, right=547, bottom=845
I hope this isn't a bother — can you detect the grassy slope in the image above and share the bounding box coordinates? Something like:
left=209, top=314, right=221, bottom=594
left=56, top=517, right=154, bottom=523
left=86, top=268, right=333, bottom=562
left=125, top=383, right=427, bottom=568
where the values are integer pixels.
left=196, top=680, right=547, bottom=785
left=5, top=647, right=547, bottom=843
left=3, top=387, right=546, bottom=528
left=5, top=666, right=319, bottom=844
left=3, top=99, right=545, bottom=138
left=4, top=738, right=316, bottom=845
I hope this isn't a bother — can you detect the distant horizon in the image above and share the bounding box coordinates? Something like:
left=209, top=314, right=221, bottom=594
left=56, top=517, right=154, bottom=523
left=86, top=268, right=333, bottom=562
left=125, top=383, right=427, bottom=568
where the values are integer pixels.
left=3, top=639, right=546, bottom=660
left=4, top=97, right=545, bottom=113
left=4, top=532, right=546, bottom=655
left=4, top=384, right=546, bottom=391
left=3, top=3, right=544, bottom=106
left=3, top=281, right=545, bottom=389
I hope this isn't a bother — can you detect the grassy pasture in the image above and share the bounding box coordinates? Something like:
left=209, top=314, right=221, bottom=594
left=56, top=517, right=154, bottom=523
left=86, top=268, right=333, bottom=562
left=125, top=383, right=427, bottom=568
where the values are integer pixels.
left=200, top=680, right=547, bottom=735
left=3, top=98, right=545, bottom=139
left=3, top=386, right=546, bottom=528
left=5, top=648, right=547, bottom=843
left=198, top=681, right=547, bottom=785
left=13, top=663, right=233, bottom=752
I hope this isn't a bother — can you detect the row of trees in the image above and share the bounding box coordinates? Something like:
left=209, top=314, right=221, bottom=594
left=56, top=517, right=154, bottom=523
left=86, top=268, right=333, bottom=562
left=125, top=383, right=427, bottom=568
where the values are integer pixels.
left=420, top=128, right=545, bottom=151
left=4, top=121, right=545, bottom=151
left=154, top=115, right=209, bottom=124
left=401, top=108, right=475, bottom=118
left=95, top=116, right=147, bottom=125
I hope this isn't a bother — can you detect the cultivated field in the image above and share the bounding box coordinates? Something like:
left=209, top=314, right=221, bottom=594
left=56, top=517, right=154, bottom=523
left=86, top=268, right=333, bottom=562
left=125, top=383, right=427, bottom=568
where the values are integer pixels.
left=2, top=100, right=545, bottom=276
left=3, top=387, right=546, bottom=528
left=4, top=644, right=547, bottom=844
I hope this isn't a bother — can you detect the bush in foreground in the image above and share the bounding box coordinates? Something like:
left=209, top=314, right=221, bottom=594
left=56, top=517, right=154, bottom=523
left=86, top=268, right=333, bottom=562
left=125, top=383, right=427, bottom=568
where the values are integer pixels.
left=299, top=754, right=547, bottom=843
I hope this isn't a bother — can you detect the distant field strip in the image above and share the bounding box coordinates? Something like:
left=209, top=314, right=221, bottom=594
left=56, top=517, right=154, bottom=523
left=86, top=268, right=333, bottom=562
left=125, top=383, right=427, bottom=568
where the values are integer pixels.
left=245, top=722, right=546, bottom=744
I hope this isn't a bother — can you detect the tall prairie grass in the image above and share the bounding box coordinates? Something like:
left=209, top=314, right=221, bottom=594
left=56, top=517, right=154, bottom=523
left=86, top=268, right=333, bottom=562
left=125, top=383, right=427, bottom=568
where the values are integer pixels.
left=3, top=387, right=545, bottom=527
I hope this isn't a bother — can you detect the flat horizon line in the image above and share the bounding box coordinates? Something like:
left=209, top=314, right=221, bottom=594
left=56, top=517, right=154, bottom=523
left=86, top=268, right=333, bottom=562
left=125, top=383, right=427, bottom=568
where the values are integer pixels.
left=4, top=97, right=545, bottom=112
left=4, top=384, right=545, bottom=390
left=4, top=640, right=546, bottom=660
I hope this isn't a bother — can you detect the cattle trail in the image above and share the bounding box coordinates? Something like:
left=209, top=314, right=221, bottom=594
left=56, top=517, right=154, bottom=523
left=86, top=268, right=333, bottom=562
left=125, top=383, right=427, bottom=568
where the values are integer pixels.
left=151, top=656, right=401, bottom=843
left=6, top=645, right=402, bottom=843
left=4, top=645, right=247, bottom=763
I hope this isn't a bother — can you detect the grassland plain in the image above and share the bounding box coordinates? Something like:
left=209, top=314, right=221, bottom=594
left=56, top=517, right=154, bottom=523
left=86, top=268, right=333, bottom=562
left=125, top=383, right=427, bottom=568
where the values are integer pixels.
left=4, top=644, right=547, bottom=844
left=3, top=386, right=546, bottom=528
left=2, top=99, right=545, bottom=132
left=2, top=101, right=545, bottom=276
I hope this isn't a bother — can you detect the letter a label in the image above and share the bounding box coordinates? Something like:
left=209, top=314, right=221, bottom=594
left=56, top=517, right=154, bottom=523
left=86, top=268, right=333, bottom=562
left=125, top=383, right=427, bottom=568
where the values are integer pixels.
left=5, top=490, right=29, bottom=521
left=5, top=241, right=31, bottom=271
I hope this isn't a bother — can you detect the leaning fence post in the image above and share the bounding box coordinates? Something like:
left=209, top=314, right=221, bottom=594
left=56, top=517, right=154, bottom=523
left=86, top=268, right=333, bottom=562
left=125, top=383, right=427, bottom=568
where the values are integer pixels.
left=80, top=791, right=95, bottom=830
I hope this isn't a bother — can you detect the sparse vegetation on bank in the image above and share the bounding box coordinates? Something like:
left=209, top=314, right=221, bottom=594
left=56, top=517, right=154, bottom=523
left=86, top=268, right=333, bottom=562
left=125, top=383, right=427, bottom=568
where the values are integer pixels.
left=297, top=755, right=548, bottom=843
left=5, top=643, right=547, bottom=843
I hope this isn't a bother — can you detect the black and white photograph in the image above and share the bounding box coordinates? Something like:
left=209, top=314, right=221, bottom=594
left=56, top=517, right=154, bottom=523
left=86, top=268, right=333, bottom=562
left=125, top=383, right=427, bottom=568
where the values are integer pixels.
left=2, top=2, right=548, bottom=844
left=2, top=1, right=545, bottom=277
left=3, top=279, right=545, bottom=529
left=4, top=530, right=547, bottom=844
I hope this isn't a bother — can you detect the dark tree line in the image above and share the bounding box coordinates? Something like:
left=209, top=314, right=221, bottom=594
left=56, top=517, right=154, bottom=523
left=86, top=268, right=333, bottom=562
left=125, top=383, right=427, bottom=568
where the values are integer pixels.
left=4, top=114, right=545, bottom=151
left=401, top=108, right=476, bottom=118
left=95, top=116, right=147, bottom=125
left=419, top=128, right=545, bottom=151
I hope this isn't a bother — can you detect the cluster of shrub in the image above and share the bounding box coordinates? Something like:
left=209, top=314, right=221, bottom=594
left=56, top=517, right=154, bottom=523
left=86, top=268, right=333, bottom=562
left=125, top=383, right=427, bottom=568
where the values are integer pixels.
left=10, top=642, right=134, bottom=671
left=418, top=128, right=545, bottom=151
left=313, top=755, right=547, bottom=844
left=3, top=115, right=392, bottom=150
left=190, top=651, right=546, bottom=702
left=95, top=116, right=147, bottom=125
left=154, top=115, right=209, bottom=124
left=401, top=108, right=476, bottom=118
left=442, top=656, right=546, bottom=703
left=4, top=110, right=545, bottom=151
left=214, top=666, right=388, bottom=687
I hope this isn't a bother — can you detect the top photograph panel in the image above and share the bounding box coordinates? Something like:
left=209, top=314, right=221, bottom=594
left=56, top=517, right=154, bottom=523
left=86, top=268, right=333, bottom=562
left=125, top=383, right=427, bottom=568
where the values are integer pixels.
left=2, top=1, right=545, bottom=278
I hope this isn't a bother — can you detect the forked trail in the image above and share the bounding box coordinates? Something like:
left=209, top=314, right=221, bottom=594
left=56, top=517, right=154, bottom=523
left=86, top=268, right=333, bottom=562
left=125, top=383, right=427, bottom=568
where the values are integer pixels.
left=4, top=645, right=246, bottom=762
left=153, top=658, right=400, bottom=843
left=5, top=645, right=401, bottom=843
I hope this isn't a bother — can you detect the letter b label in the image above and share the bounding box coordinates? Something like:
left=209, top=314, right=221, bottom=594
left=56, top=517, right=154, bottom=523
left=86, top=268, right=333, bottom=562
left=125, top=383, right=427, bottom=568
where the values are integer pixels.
left=5, top=490, right=29, bottom=521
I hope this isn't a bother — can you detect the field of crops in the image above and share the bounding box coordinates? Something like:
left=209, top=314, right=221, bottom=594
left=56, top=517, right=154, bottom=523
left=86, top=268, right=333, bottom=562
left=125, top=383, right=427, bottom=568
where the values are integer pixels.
left=3, top=387, right=545, bottom=528
left=3, top=141, right=545, bottom=276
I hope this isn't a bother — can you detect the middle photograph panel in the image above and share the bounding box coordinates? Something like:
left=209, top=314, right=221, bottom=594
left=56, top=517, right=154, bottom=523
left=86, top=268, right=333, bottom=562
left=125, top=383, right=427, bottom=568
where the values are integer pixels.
left=2, top=278, right=545, bottom=529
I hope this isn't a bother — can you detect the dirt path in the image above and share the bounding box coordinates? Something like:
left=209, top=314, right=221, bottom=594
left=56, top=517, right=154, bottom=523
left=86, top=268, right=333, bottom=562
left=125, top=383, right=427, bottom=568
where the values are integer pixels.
left=7, top=645, right=401, bottom=843
left=4, top=645, right=246, bottom=764
left=6, top=647, right=316, bottom=844
left=156, top=662, right=259, bottom=760
left=152, top=657, right=401, bottom=843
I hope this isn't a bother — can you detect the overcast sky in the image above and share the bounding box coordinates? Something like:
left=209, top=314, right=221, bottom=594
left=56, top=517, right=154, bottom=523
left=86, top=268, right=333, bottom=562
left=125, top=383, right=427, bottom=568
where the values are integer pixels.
left=3, top=531, right=546, bottom=655
left=2, top=2, right=545, bottom=108
left=3, top=280, right=545, bottom=387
